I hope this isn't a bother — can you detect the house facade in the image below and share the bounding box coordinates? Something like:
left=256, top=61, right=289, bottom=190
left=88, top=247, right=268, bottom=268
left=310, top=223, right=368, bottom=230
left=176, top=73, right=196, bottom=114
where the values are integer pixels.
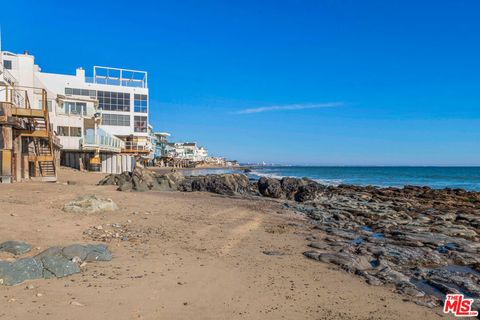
left=0, top=50, right=152, bottom=173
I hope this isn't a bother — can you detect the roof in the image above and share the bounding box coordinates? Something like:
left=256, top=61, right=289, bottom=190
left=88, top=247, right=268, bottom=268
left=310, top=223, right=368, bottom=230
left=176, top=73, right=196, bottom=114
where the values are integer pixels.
left=154, top=132, right=171, bottom=137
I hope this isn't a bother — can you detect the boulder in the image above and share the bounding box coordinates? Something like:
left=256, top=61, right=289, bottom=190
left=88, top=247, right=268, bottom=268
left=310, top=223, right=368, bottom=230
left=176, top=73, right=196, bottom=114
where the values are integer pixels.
left=63, top=195, right=118, bottom=214
left=258, top=177, right=283, bottom=198
left=280, top=177, right=307, bottom=200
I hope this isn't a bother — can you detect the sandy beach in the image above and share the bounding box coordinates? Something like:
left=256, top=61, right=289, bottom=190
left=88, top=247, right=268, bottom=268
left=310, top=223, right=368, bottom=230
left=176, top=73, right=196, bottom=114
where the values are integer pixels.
left=0, top=167, right=446, bottom=320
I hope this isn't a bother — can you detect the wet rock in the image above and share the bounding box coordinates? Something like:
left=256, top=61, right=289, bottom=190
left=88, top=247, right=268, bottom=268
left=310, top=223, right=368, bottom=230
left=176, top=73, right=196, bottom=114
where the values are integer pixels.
left=63, top=195, right=118, bottom=214
left=0, top=241, right=32, bottom=255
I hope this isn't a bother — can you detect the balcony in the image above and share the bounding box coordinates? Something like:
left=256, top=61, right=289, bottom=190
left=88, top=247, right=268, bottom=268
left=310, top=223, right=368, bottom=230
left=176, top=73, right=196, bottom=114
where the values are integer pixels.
left=0, top=60, right=17, bottom=86
left=85, top=66, right=147, bottom=88
left=80, top=133, right=125, bottom=153
left=122, top=141, right=151, bottom=154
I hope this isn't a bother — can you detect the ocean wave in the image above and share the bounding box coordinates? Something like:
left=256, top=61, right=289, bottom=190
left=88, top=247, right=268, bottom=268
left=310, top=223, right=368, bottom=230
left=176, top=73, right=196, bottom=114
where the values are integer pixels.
left=249, top=170, right=342, bottom=186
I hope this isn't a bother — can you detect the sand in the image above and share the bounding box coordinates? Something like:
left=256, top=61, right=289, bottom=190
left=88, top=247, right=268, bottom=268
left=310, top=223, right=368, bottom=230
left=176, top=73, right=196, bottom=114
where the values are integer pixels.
left=0, top=168, right=447, bottom=319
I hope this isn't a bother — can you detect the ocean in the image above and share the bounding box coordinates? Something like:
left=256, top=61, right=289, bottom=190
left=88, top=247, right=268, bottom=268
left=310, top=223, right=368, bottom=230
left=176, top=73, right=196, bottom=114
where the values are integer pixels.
left=184, top=166, right=480, bottom=191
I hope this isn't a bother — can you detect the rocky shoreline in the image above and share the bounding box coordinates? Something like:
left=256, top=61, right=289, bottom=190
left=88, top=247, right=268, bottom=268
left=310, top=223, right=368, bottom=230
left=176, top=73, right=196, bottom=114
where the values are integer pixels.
left=98, top=168, right=480, bottom=311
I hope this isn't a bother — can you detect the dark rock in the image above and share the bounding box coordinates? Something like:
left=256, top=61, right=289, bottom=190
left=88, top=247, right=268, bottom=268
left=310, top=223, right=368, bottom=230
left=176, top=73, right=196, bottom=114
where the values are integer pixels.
left=179, top=174, right=250, bottom=196
left=280, top=177, right=307, bottom=200
left=40, top=255, right=80, bottom=278
left=0, top=258, right=44, bottom=285
left=0, top=241, right=32, bottom=255
left=0, top=243, right=112, bottom=286
left=258, top=177, right=283, bottom=198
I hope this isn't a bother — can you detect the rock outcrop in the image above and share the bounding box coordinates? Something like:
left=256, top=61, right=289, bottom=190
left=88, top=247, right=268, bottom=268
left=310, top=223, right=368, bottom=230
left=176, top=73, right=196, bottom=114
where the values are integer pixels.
left=98, top=168, right=185, bottom=192
left=294, top=185, right=480, bottom=308
left=99, top=169, right=252, bottom=196
left=257, top=176, right=325, bottom=202
left=178, top=174, right=251, bottom=196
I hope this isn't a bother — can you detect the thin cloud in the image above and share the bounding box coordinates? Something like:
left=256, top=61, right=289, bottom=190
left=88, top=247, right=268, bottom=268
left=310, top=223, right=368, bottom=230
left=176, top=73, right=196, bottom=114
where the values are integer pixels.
left=235, top=102, right=344, bottom=114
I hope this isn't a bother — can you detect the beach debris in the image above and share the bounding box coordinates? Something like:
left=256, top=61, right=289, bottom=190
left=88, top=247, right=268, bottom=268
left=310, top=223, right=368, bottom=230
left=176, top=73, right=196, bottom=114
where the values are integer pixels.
left=262, top=250, right=284, bottom=256
left=0, top=244, right=112, bottom=286
left=0, top=241, right=32, bottom=255
left=83, top=223, right=163, bottom=244
left=63, top=195, right=118, bottom=213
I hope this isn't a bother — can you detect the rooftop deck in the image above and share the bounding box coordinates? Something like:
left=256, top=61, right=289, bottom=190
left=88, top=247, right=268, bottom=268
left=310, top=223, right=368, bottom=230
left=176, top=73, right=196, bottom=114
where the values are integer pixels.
left=86, top=66, right=148, bottom=88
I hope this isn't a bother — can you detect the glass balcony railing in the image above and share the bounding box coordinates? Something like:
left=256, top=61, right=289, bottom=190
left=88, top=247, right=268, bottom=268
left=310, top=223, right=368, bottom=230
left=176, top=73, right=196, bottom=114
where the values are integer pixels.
left=80, top=134, right=125, bottom=152
left=123, top=141, right=152, bottom=152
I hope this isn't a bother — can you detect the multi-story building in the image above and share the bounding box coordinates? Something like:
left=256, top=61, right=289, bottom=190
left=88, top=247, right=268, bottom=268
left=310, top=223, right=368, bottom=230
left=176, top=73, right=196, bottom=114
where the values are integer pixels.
left=165, top=142, right=209, bottom=162
left=0, top=49, right=152, bottom=174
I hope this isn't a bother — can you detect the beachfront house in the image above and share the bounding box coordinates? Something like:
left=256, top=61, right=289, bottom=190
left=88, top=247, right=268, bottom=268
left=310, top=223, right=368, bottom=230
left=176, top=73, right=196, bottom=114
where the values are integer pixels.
left=0, top=49, right=153, bottom=174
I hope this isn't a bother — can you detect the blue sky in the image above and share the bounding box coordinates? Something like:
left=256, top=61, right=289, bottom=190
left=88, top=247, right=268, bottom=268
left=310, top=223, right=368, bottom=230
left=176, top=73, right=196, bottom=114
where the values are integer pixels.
left=2, top=0, right=479, bottom=165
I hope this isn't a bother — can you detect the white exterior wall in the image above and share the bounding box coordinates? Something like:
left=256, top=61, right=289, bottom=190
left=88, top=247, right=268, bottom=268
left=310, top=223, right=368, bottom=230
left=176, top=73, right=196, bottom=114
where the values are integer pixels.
left=35, top=71, right=149, bottom=139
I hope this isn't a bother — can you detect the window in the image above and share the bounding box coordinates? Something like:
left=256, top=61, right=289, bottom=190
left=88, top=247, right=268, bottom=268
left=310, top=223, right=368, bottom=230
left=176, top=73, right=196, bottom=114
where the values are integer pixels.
left=57, top=126, right=69, bottom=136
left=38, top=100, right=53, bottom=112
left=64, top=101, right=87, bottom=115
left=134, top=94, right=148, bottom=113
left=57, top=126, right=82, bottom=137
left=102, top=113, right=130, bottom=126
left=70, top=127, right=82, bottom=137
left=134, top=116, right=147, bottom=132
left=97, top=91, right=130, bottom=111
left=65, top=88, right=96, bottom=98
left=3, top=60, right=12, bottom=70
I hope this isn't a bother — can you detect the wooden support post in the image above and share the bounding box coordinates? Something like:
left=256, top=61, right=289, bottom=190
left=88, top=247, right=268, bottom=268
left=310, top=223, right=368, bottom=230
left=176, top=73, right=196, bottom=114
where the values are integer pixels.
left=13, top=134, right=22, bottom=182
left=0, top=126, right=13, bottom=183
left=22, top=155, right=29, bottom=180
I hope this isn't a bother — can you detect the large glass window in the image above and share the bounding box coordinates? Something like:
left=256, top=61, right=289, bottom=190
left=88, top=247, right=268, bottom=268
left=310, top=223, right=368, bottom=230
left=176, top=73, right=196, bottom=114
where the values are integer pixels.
left=64, top=101, right=87, bottom=115
left=134, top=94, right=148, bottom=113
left=97, top=91, right=130, bottom=112
left=102, top=113, right=130, bottom=126
left=65, top=88, right=96, bottom=98
left=134, top=116, right=147, bottom=132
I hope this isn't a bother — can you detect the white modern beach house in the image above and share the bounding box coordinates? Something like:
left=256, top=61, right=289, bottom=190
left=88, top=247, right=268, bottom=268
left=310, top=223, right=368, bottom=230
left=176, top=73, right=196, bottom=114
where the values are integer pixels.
left=0, top=49, right=152, bottom=175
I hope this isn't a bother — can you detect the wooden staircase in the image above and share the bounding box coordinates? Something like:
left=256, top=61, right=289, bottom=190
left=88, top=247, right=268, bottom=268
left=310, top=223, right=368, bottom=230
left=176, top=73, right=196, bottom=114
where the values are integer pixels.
left=1, top=86, right=58, bottom=182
